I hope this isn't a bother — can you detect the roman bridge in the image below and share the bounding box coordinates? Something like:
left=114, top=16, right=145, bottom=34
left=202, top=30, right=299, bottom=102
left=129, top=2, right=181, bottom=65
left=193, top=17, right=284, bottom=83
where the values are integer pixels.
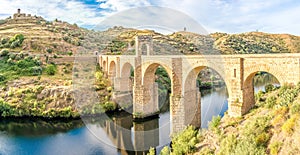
left=98, top=40, right=300, bottom=133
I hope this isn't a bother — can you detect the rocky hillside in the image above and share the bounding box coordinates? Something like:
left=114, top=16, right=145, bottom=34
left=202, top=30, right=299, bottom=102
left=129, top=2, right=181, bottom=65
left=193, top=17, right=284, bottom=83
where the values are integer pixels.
left=211, top=32, right=300, bottom=54
left=161, top=84, right=300, bottom=155
left=100, top=28, right=300, bottom=55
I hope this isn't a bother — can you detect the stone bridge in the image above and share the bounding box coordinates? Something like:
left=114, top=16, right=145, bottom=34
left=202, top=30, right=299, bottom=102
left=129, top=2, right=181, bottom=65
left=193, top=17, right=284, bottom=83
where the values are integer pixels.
left=98, top=36, right=300, bottom=133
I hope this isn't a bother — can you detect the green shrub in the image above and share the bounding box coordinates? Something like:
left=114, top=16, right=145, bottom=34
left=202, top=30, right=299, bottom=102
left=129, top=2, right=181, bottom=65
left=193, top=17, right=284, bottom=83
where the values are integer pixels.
left=46, top=48, right=53, bottom=54
left=160, top=146, right=170, bottom=155
left=269, top=141, right=283, bottom=155
left=9, top=34, right=24, bottom=48
left=255, top=132, right=270, bottom=147
left=255, top=90, right=264, bottom=102
left=103, top=101, right=116, bottom=111
left=265, top=84, right=275, bottom=93
left=290, top=103, right=300, bottom=115
left=233, top=137, right=266, bottom=155
left=0, top=74, right=6, bottom=82
left=171, top=126, right=199, bottom=154
left=0, top=49, right=9, bottom=57
left=282, top=114, right=298, bottom=135
left=209, top=115, right=221, bottom=133
left=67, top=51, right=73, bottom=56
left=219, top=134, right=238, bottom=154
left=265, top=95, right=277, bottom=109
left=45, top=64, right=57, bottom=75
left=0, top=99, right=12, bottom=117
left=147, top=147, right=155, bottom=155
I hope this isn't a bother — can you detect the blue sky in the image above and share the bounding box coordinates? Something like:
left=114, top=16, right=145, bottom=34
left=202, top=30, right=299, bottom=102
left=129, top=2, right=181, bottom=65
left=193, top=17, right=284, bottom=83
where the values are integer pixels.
left=0, top=0, right=300, bottom=35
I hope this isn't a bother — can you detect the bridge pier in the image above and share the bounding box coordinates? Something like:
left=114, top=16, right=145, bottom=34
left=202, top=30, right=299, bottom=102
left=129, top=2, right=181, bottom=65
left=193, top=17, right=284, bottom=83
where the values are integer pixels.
left=112, top=77, right=133, bottom=110
left=133, top=84, right=159, bottom=118
left=170, top=90, right=201, bottom=134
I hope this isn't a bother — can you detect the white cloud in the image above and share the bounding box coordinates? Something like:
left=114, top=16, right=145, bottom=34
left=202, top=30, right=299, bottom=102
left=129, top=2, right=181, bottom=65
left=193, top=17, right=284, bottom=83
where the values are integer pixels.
left=97, top=0, right=151, bottom=12
left=0, top=0, right=104, bottom=26
left=0, top=0, right=299, bottom=35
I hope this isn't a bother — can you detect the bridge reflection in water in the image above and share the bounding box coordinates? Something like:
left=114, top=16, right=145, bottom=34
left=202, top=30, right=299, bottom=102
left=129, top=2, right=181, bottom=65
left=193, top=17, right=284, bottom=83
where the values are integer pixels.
left=87, top=111, right=165, bottom=155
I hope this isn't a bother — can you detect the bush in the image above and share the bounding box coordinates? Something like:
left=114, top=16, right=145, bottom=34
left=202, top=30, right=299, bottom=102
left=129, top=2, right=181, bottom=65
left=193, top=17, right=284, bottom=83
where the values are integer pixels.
left=209, top=115, right=221, bottom=133
left=103, top=101, right=116, bottom=111
left=30, top=66, right=43, bottom=76
left=160, top=146, right=170, bottom=155
left=46, top=48, right=53, bottom=54
left=171, top=126, right=199, bottom=154
left=147, top=147, right=155, bottom=155
left=233, top=137, right=266, bottom=155
left=0, top=74, right=6, bottom=82
left=265, top=84, right=275, bottom=93
left=255, top=90, right=264, bottom=102
left=0, top=49, right=9, bottom=57
left=265, top=95, right=277, bottom=109
left=45, top=64, right=57, bottom=75
left=9, top=34, right=24, bottom=48
left=269, top=141, right=283, bottom=155
left=290, top=103, right=300, bottom=115
left=281, top=114, right=298, bottom=135
left=219, top=134, right=238, bottom=154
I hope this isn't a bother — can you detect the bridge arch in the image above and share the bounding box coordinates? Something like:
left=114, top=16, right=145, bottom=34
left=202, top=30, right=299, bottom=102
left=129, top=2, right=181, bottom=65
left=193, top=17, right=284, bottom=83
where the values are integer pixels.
left=109, top=60, right=116, bottom=77
left=121, top=62, right=134, bottom=78
left=183, top=65, right=231, bottom=97
left=183, top=66, right=230, bottom=127
left=102, top=60, right=107, bottom=72
left=142, top=62, right=173, bottom=116
left=142, top=62, right=173, bottom=86
left=243, top=71, right=281, bottom=113
left=120, top=62, right=134, bottom=92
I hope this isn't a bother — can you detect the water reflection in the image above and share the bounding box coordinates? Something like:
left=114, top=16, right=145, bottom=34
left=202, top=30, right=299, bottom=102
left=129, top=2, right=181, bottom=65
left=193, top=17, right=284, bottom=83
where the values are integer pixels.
left=0, top=118, right=84, bottom=137
left=84, top=111, right=162, bottom=154
left=201, top=87, right=228, bottom=128
left=0, top=73, right=279, bottom=154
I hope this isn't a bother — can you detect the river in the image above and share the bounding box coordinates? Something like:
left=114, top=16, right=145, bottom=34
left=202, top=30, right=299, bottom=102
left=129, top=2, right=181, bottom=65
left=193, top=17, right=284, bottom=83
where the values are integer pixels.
left=0, top=74, right=279, bottom=155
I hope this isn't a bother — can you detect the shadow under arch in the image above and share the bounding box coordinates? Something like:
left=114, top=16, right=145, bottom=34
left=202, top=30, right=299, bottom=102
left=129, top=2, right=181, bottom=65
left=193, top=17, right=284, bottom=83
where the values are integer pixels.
left=243, top=71, right=281, bottom=114
left=183, top=66, right=229, bottom=128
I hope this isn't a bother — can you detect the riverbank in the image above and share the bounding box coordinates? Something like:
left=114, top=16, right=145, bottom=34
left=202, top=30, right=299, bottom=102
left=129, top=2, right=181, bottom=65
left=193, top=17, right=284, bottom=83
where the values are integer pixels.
left=0, top=64, right=119, bottom=118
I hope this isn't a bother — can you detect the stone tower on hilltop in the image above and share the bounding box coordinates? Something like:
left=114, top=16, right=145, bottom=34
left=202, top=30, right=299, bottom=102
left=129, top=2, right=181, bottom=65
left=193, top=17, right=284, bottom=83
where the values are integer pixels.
left=7, top=9, right=44, bottom=24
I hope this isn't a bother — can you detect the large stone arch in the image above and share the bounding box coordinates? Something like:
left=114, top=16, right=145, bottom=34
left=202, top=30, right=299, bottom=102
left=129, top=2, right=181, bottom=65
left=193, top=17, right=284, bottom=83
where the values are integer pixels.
left=102, top=60, right=107, bottom=72
left=137, top=62, right=173, bottom=118
left=120, top=62, right=134, bottom=92
left=142, top=62, right=173, bottom=87
left=244, top=66, right=285, bottom=85
left=242, top=70, right=281, bottom=114
left=183, top=66, right=230, bottom=127
left=109, top=60, right=116, bottom=78
left=183, top=65, right=231, bottom=98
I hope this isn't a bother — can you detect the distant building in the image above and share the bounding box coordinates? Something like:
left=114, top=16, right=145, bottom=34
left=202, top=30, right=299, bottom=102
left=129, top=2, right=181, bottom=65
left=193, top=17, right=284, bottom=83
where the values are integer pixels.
left=7, top=9, right=44, bottom=24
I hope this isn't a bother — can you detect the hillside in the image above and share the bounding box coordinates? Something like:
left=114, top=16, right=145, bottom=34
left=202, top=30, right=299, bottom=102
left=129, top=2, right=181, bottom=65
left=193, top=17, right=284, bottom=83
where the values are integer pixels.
left=161, top=84, right=300, bottom=155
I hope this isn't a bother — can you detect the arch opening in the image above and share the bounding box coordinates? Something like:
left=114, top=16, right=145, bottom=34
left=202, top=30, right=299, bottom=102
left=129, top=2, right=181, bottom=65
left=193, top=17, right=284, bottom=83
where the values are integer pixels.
left=142, top=63, right=172, bottom=135
left=109, top=61, right=116, bottom=77
left=102, top=60, right=106, bottom=72
left=243, top=71, right=280, bottom=113
left=113, top=62, right=135, bottom=113
left=184, top=66, right=229, bottom=128
left=143, top=63, right=172, bottom=112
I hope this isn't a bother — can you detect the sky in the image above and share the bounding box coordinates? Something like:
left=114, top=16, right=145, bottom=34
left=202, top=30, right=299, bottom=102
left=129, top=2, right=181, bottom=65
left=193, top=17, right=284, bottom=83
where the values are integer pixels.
left=0, top=0, right=300, bottom=35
